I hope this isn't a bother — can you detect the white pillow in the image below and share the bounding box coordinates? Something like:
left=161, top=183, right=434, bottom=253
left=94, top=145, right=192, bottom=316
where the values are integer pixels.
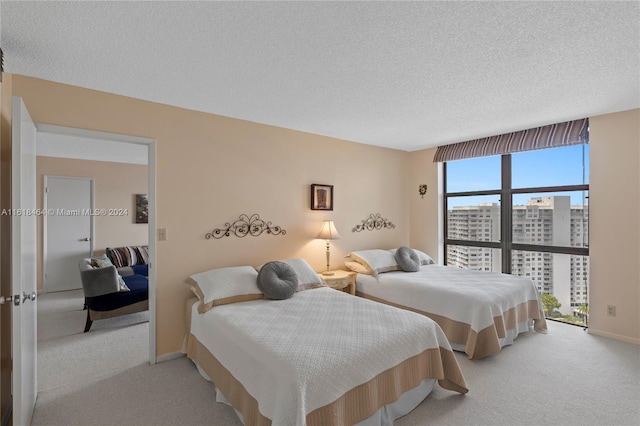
left=388, top=248, right=435, bottom=265
left=344, top=258, right=373, bottom=275
left=344, top=249, right=401, bottom=276
left=186, top=266, right=263, bottom=313
left=414, top=249, right=435, bottom=265
left=267, top=258, right=326, bottom=291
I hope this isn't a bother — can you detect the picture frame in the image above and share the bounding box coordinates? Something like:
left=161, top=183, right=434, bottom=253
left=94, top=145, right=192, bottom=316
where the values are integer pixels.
left=135, top=194, right=149, bottom=224
left=310, top=184, right=334, bottom=211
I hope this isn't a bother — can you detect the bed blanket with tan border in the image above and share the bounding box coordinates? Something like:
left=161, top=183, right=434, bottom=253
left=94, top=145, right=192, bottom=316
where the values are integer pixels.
left=186, top=287, right=467, bottom=425
left=356, top=265, right=547, bottom=360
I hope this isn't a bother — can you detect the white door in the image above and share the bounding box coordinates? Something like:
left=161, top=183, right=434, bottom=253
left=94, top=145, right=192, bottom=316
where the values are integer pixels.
left=45, top=177, right=93, bottom=292
left=11, top=97, right=38, bottom=425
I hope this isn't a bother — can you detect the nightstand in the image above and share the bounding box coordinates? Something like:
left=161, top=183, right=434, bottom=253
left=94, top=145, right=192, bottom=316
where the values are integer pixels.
left=321, top=270, right=356, bottom=295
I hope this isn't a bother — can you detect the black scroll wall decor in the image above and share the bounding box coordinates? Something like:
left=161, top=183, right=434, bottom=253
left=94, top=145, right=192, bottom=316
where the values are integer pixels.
left=352, top=213, right=396, bottom=233
left=205, top=214, right=287, bottom=239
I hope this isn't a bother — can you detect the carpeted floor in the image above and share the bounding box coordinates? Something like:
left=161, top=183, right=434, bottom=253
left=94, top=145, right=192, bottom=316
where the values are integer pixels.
left=32, top=290, right=640, bottom=426
left=37, top=289, right=150, bottom=394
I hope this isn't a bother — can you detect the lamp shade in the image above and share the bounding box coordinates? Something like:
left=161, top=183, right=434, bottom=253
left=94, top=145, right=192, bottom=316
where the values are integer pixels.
left=317, top=220, right=341, bottom=240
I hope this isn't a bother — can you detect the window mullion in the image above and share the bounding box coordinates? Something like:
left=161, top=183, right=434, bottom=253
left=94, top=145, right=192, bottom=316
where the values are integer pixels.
left=442, top=162, right=448, bottom=265
left=501, top=154, right=512, bottom=274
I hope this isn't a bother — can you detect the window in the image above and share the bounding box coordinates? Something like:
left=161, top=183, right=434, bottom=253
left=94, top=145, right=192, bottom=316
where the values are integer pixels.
left=444, top=144, right=589, bottom=327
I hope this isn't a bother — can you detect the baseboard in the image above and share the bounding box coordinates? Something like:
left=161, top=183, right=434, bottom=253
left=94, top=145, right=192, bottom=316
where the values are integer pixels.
left=587, top=328, right=640, bottom=345
left=156, top=351, right=185, bottom=363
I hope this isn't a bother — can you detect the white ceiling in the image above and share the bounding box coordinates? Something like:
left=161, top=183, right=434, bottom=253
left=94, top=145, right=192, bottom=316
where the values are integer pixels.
left=2, top=1, right=639, bottom=152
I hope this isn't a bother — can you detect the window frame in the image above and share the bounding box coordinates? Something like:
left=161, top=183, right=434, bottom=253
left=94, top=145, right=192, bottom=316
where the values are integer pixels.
left=443, top=152, right=589, bottom=274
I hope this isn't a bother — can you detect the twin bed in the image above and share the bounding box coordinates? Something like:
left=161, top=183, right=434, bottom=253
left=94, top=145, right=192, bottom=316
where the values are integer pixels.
left=344, top=248, right=548, bottom=360
left=184, top=259, right=467, bottom=425
left=184, top=249, right=546, bottom=424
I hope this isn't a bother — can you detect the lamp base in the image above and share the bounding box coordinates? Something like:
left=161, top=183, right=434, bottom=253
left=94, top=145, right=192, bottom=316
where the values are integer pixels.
left=322, top=271, right=335, bottom=276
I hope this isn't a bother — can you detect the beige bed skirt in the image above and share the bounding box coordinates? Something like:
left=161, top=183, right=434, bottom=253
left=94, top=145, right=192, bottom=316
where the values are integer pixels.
left=357, top=291, right=547, bottom=360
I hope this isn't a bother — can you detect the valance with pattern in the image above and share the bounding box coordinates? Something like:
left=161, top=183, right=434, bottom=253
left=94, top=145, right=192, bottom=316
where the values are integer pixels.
left=433, top=118, right=589, bottom=162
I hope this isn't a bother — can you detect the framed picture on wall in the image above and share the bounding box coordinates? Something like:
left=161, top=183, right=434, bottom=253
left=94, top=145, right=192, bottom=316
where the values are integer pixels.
left=135, top=194, right=149, bottom=223
left=310, top=184, right=333, bottom=211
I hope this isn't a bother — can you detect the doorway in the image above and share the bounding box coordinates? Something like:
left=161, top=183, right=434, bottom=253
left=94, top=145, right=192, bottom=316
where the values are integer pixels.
left=34, top=123, right=157, bottom=366
left=2, top=102, right=157, bottom=424
left=36, top=138, right=153, bottom=415
left=43, top=176, right=94, bottom=292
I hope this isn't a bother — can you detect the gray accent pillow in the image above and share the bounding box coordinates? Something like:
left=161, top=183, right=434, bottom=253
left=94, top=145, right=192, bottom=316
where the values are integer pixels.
left=395, top=246, right=420, bottom=272
left=257, top=261, right=299, bottom=300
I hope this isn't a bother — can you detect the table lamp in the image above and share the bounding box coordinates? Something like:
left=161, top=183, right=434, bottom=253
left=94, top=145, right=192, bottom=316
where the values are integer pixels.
left=317, top=220, right=341, bottom=275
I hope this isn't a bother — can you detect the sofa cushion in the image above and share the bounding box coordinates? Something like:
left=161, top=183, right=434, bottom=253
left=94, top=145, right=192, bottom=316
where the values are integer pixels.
left=88, top=256, right=129, bottom=292
left=132, top=264, right=149, bottom=277
left=91, top=255, right=112, bottom=269
left=89, top=274, right=148, bottom=311
left=106, top=245, right=149, bottom=267
left=106, top=247, right=132, bottom=268
left=135, top=246, right=149, bottom=264
left=117, top=266, right=134, bottom=277
left=79, top=259, right=121, bottom=297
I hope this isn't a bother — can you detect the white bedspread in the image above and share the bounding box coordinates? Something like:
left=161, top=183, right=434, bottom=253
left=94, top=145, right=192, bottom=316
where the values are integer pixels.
left=356, top=265, right=546, bottom=350
left=190, top=286, right=463, bottom=425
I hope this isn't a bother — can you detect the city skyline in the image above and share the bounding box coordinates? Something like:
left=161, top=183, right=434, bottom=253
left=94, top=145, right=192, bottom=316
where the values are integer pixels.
left=446, top=195, right=589, bottom=315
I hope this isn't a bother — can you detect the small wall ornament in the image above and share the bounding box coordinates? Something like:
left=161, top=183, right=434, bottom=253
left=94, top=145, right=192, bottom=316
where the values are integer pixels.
left=419, top=184, right=428, bottom=198
left=352, top=213, right=396, bottom=232
left=205, top=214, right=286, bottom=239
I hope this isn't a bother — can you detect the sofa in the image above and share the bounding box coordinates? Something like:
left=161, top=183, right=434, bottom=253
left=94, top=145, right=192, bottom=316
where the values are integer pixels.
left=78, top=245, right=149, bottom=332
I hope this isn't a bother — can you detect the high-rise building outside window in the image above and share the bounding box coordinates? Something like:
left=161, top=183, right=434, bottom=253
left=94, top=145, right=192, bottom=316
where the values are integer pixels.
left=444, top=144, right=589, bottom=327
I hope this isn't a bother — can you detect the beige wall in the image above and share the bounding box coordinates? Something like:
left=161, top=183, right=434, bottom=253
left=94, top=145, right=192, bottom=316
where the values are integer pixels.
left=6, top=74, right=639, bottom=356
left=35, top=156, right=149, bottom=291
left=589, top=108, right=640, bottom=343
left=10, top=75, right=410, bottom=355
left=408, top=147, right=441, bottom=262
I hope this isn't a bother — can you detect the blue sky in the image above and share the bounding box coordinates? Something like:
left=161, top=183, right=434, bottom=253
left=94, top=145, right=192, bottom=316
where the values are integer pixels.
left=446, top=144, right=589, bottom=208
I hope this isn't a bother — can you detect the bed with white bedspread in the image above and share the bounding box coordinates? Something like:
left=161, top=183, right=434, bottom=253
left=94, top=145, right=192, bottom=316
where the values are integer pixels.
left=346, top=249, right=548, bottom=360
left=185, top=264, right=468, bottom=426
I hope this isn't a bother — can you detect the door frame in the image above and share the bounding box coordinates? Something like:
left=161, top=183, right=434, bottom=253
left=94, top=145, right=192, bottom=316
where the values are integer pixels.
left=35, top=124, right=157, bottom=364
left=43, top=176, right=95, bottom=293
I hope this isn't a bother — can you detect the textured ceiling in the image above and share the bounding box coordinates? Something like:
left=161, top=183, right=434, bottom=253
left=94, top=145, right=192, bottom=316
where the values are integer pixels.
left=2, top=1, right=639, bottom=152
